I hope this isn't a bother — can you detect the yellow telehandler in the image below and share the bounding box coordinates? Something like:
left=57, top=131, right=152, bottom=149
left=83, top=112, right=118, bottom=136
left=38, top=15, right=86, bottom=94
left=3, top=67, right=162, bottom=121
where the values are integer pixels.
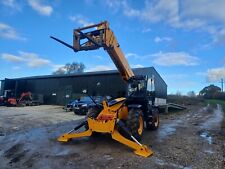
left=51, top=21, right=160, bottom=157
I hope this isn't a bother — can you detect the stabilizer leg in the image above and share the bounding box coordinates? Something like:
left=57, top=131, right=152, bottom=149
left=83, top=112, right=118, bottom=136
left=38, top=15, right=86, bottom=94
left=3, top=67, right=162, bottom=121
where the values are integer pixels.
left=58, top=121, right=92, bottom=142
left=111, top=129, right=153, bottom=157
left=58, top=129, right=92, bottom=142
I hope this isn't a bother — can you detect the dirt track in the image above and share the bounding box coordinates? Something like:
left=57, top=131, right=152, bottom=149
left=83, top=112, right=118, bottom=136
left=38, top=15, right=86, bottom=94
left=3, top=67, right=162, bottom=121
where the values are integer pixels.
left=0, top=105, right=224, bottom=169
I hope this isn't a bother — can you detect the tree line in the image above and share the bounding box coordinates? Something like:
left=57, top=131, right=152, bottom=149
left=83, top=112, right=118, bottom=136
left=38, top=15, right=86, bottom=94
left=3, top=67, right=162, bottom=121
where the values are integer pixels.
left=199, top=84, right=224, bottom=100
left=184, top=84, right=224, bottom=100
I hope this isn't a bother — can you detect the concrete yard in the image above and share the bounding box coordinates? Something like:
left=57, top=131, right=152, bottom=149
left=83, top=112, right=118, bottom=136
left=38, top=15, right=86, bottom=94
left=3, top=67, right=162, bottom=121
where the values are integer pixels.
left=0, top=105, right=224, bottom=169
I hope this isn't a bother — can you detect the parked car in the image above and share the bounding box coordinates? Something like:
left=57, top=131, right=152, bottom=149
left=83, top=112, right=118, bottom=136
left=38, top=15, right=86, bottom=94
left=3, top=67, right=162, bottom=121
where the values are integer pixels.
left=73, top=96, right=110, bottom=115
left=63, top=100, right=78, bottom=112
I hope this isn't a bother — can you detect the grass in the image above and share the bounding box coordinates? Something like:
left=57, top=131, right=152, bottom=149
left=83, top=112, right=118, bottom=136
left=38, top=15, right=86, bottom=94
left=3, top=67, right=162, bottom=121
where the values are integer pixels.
left=205, top=99, right=225, bottom=130
left=167, top=95, right=204, bottom=106
left=205, top=99, right=225, bottom=111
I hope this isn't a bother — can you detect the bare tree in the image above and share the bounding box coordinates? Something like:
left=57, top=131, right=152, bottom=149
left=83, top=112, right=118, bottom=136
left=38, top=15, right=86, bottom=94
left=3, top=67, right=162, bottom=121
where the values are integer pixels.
left=176, top=91, right=182, bottom=96
left=53, top=62, right=85, bottom=75
left=187, top=91, right=196, bottom=97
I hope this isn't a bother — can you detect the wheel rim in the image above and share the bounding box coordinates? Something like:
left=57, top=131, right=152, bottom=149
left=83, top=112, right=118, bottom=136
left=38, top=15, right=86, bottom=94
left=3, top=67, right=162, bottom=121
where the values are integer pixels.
left=138, top=115, right=144, bottom=135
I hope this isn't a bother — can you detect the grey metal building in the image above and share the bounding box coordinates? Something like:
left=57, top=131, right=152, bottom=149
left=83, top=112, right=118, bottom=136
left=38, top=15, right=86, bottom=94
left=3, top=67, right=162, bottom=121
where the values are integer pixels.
left=0, top=67, right=167, bottom=105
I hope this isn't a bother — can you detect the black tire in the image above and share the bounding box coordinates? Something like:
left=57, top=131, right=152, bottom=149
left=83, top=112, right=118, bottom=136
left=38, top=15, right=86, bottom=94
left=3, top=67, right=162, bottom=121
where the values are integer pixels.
left=73, top=110, right=78, bottom=115
left=126, top=108, right=144, bottom=141
left=85, top=107, right=101, bottom=130
left=87, top=107, right=100, bottom=119
left=146, top=108, right=159, bottom=130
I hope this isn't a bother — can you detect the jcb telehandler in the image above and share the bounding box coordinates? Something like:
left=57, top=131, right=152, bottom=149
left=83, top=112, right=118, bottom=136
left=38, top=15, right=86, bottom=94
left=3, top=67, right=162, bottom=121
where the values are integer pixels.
left=51, top=21, right=159, bottom=157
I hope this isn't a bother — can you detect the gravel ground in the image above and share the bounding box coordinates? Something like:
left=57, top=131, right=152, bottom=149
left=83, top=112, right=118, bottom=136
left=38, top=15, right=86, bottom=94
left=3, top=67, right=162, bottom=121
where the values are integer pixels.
left=0, top=104, right=224, bottom=169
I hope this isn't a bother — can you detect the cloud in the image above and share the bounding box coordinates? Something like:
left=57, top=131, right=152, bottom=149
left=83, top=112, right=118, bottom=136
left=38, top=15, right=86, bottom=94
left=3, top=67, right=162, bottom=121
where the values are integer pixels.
left=12, top=66, right=21, bottom=70
left=154, top=36, right=172, bottom=43
left=121, top=0, right=179, bottom=23
left=0, top=23, right=26, bottom=40
left=27, top=58, right=50, bottom=67
left=125, top=52, right=152, bottom=60
left=182, top=0, right=225, bottom=23
left=105, top=0, right=123, bottom=13
left=1, top=53, right=24, bottom=62
left=18, top=51, right=51, bottom=67
left=86, top=65, right=114, bottom=72
left=51, top=64, right=65, bottom=71
left=142, top=28, right=151, bottom=33
left=28, top=0, right=53, bottom=16
left=207, top=67, right=225, bottom=82
left=163, top=73, right=188, bottom=79
left=152, top=51, right=199, bottom=66
left=1, top=51, right=72, bottom=71
left=106, top=0, right=225, bottom=45
left=93, top=55, right=103, bottom=60
left=126, top=51, right=199, bottom=66
left=105, top=0, right=122, bottom=8
left=131, top=64, right=144, bottom=68
left=123, top=4, right=141, bottom=17
left=121, top=0, right=224, bottom=29
left=1, top=51, right=51, bottom=68
left=1, top=0, right=21, bottom=11
left=125, top=53, right=141, bottom=59
left=69, top=15, right=93, bottom=27
left=196, top=72, right=207, bottom=76
left=213, top=28, right=225, bottom=45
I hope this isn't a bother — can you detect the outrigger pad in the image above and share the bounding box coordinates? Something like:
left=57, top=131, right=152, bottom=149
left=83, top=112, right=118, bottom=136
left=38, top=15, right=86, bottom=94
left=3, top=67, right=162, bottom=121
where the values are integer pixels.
left=134, top=145, right=153, bottom=157
left=58, top=134, right=71, bottom=142
left=111, top=129, right=153, bottom=157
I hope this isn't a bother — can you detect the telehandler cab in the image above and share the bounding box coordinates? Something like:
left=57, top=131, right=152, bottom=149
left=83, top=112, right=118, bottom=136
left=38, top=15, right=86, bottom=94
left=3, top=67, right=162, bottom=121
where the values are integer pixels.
left=51, top=21, right=159, bottom=157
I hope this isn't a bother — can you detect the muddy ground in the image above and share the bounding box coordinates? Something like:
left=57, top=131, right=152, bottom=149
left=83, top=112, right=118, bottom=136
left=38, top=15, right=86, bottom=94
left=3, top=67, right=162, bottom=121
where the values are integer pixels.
left=0, top=104, right=224, bottom=169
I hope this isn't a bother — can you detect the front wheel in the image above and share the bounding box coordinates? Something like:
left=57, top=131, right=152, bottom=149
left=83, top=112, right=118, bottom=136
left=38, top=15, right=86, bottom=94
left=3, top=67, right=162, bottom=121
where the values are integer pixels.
left=85, top=107, right=101, bottom=130
left=126, top=108, right=144, bottom=141
left=146, top=108, right=159, bottom=130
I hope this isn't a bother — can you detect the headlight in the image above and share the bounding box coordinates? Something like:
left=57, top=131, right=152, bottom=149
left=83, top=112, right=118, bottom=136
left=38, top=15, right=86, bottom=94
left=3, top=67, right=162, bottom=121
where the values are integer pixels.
left=81, top=104, right=87, bottom=107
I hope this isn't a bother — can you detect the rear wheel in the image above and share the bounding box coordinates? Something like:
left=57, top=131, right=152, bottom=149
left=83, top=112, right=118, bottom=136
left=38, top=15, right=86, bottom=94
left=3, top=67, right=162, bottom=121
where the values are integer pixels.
left=146, top=108, right=159, bottom=130
left=126, top=108, right=144, bottom=141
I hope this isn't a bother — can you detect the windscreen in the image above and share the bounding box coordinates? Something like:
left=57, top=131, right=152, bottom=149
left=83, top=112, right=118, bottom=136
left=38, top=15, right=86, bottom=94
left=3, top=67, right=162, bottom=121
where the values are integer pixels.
left=128, top=80, right=147, bottom=96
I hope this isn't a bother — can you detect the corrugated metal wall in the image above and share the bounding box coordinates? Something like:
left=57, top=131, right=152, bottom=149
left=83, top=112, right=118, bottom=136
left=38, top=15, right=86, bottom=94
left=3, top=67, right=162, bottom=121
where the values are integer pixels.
left=21, top=74, right=126, bottom=105
left=1, top=68, right=167, bottom=105
left=0, top=81, right=4, bottom=95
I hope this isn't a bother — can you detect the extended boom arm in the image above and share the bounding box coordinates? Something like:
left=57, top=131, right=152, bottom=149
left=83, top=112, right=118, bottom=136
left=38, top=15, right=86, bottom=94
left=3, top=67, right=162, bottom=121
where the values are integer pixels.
left=51, top=21, right=134, bottom=81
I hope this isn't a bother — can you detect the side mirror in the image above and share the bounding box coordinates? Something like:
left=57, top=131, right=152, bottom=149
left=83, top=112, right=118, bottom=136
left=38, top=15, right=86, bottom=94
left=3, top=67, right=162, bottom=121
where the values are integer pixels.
left=82, top=89, right=87, bottom=94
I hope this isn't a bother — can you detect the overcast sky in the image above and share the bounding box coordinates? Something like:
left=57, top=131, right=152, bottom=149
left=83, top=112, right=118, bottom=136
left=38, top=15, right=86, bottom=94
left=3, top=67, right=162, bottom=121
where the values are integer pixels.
left=1, top=0, right=225, bottom=94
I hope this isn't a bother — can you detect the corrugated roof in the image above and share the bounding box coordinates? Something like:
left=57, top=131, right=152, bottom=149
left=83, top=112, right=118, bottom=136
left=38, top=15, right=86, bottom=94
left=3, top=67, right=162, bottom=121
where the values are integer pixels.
left=1, top=67, right=167, bottom=86
left=9, top=67, right=153, bottom=80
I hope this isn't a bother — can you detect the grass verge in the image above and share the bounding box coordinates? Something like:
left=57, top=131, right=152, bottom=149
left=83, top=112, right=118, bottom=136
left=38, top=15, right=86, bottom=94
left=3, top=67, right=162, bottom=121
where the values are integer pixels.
left=205, top=99, right=225, bottom=110
left=205, top=99, right=225, bottom=130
